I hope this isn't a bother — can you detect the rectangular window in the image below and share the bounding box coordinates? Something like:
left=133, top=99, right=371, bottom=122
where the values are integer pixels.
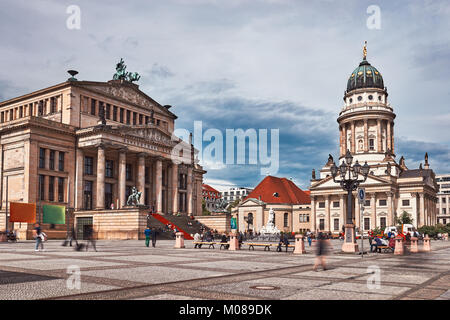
left=318, top=202, right=325, bottom=208
left=369, top=139, right=374, bottom=151
left=319, top=219, right=325, bottom=231
left=379, top=199, right=387, bottom=206
left=19, top=106, right=23, bottom=118
left=113, top=106, right=118, bottom=121
left=333, top=201, right=340, bottom=208
left=334, top=218, right=339, bottom=231
left=364, top=218, right=370, bottom=230
left=50, top=97, right=56, bottom=113
left=364, top=199, right=371, bottom=206
left=157, top=119, right=160, bottom=126
left=120, top=108, right=124, bottom=123
left=84, top=156, right=94, bottom=175
left=49, top=150, right=55, bottom=170
left=1, top=112, right=4, bottom=123
left=126, top=164, right=133, bottom=181
left=39, top=175, right=45, bottom=200
left=105, top=183, right=113, bottom=209
left=380, top=217, right=386, bottom=230
left=442, top=208, right=446, bottom=214
left=58, top=152, right=64, bottom=171
left=126, top=110, right=131, bottom=124
left=402, top=199, right=410, bottom=206
left=38, top=100, right=44, bottom=116
left=145, top=167, right=150, bottom=184
left=84, top=181, right=93, bottom=210
left=133, top=112, right=137, bottom=125
left=39, top=148, right=45, bottom=168
left=29, top=103, right=33, bottom=116
left=48, top=176, right=54, bottom=201
left=145, top=116, right=149, bottom=124
left=105, top=160, right=114, bottom=178
left=105, top=104, right=111, bottom=119
left=91, top=99, right=96, bottom=115
left=442, top=198, right=446, bottom=204
left=139, top=114, right=143, bottom=125
left=58, top=177, right=64, bottom=202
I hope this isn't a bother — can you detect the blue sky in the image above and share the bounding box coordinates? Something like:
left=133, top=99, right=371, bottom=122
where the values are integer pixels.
left=1, top=0, right=450, bottom=190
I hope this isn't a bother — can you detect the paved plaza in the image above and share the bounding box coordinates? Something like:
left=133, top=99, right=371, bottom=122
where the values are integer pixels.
left=0, top=239, right=449, bottom=300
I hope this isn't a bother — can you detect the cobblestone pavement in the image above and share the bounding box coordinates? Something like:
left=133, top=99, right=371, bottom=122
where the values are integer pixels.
left=0, top=239, right=449, bottom=300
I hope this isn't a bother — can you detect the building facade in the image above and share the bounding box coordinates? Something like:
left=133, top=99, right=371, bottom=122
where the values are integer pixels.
left=221, top=187, right=253, bottom=204
left=436, top=174, right=450, bottom=225
left=310, top=49, right=438, bottom=234
left=0, top=70, right=205, bottom=239
left=202, top=184, right=221, bottom=212
left=233, top=176, right=311, bottom=233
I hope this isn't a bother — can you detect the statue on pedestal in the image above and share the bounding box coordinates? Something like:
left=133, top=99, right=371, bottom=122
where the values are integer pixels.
left=126, top=187, right=142, bottom=206
left=260, top=208, right=280, bottom=235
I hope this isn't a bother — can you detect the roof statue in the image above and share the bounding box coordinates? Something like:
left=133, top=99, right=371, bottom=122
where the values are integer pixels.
left=326, top=154, right=334, bottom=165
left=363, top=40, right=367, bottom=60
left=113, top=58, right=141, bottom=83
left=424, top=152, right=430, bottom=169
left=312, top=169, right=316, bottom=180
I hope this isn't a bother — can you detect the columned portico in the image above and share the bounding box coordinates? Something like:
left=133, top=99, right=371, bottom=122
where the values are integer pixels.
left=137, top=153, right=146, bottom=205
left=187, top=167, right=193, bottom=216
left=118, top=151, right=126, bottom=208
left=96, top=145, right=105, bottom=209
left=172, top=163, right=179, bottom=214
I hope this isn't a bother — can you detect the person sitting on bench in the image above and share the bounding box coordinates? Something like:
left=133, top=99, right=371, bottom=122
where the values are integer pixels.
left=371, top=237, right=382, bottom=252
left=220, top=234, right=229, bottom=249
left=194, top=232, right=202, bottom=248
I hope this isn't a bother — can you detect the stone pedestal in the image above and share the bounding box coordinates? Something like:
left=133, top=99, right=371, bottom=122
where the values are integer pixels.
left=229, top=232, right=240, bottom=251
left=174, top=232, right=185, bottom=248
left=394, top=236, right=404, bottom=255
left=423, top=235, right=431, bottom=252
left=0, top=232, right=6, bottom=242
left=444, top=233, right=449, bottom=241
left=410, top=237, right=418, bottom=253
left=293, top=234, right=306, bottom=254
left=341, top=224, right=359, bottom=253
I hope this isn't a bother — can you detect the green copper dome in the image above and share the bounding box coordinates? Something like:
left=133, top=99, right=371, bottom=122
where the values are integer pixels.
left=346, top=59, right=384, bottom=92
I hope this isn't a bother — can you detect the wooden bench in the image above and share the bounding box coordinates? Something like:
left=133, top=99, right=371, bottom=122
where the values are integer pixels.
left=247, top=243, right=273, bottom=251
left=193, top=241, right=219, bottom=249
left=376, top=245, right=394, bottom=253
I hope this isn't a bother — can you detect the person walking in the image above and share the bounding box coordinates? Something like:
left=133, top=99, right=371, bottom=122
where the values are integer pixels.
left=85, top=225, right=97, bottom=252
left=313, top=232, right=330, bottom=271
left=151, top=227, right=158, bottom=248
left=307, top=233, right=312, bottom=247
left=69, top=226, right=78, bottom=247
left=144, top=227, right=151, bottom=247
left=33, top=223, right=44, bottom=252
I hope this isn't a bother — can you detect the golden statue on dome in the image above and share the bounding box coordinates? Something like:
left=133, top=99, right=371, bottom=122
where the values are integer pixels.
left=363, top=41, right=367, bottom=60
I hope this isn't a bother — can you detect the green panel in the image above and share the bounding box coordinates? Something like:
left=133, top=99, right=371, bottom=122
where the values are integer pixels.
left=42, top=205, right=66, bottom=224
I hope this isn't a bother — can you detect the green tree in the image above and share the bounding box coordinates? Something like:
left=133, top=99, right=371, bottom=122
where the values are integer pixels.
left=395, top=211, right=413, bottom=225
left=227, top=199, right=241, bottom=214
left=202, top=199, right=211, bottom=216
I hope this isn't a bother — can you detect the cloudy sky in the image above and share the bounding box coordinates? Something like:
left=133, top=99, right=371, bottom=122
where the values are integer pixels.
left=1, top=0, right=450, bottom=191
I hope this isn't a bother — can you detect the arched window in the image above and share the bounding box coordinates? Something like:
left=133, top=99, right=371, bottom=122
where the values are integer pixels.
left=284, top=213, right=289, bottom=227
left=248, top=212, right=253, bottom=225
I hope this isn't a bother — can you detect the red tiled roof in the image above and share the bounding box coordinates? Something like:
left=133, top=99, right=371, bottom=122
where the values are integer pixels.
left=202, top=184, right=221, bottom=199
left=244, top=176, right=310, bottom=204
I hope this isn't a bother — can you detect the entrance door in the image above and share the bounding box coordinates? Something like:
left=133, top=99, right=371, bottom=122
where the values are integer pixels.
left=76, top=217, right=93, bottom=240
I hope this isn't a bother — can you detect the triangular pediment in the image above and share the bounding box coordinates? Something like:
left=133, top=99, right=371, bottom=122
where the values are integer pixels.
left=75, top=81, right=175, bottom=118
left=114, top=125, right=177, bottom=146
left=240, top=198, right=265, bottom=207
left=311, top=174, right=391, bottom=190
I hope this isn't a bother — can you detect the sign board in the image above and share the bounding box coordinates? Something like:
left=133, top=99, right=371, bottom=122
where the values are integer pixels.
left=230, top=217, right=237, bottom=230
left=357, top=188, right=365, bottom=204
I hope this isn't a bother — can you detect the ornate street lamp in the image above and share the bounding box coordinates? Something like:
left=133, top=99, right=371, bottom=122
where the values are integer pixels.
left=330, top=150, right=370, bottom=252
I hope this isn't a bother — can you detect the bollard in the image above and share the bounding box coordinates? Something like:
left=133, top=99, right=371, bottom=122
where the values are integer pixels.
left=174, top=232, right=185, bottom=249
left=394, top=236, right=404, bottom=255
left=410, top=237, right=418, bottom=253
left=445, top=233, right=449, bottom=241
left=423, top=235, right=431, bottom=252
left=293, top=234, right=306, bottom=254
left=229, top=232, right=240, bottom=251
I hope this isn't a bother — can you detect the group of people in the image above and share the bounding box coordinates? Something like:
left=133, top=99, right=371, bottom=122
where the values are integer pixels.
left=144, top=227, right=158, bottom=247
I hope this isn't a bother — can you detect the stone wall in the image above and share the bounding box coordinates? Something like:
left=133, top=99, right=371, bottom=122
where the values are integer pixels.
left=195, top=214, right=230, bottom=233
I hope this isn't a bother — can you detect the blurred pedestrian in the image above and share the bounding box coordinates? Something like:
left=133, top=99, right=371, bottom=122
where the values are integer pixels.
left=313, top=232, right=330, bottom=271
left=85, top=225, right=97, bottom=252
left=151, top=227, right=158, bottom=247
left=144, top=227, right=151, bottom=247
left=33, top=223, right=44, bottom=252
left=307, top=233, right=312, bottom=247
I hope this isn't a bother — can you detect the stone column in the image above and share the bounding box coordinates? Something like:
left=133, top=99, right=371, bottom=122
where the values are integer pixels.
left=364, top=119, right=368, bottom=152
left=343, top=124, right=348, bottom=154
left=387, top=192, right=393, bottom=226
left=96, top=145, right=105, bottom=209
left=118, top=151, right=126, bottom=208
left=387, top=120, right=392, bottom=151
left=187, top=167, right=193, bottom=216
left=311, top=196, right=316, bottom=232
left=391, top=122, right=395, bottom=154
left=137, top=153, right=146, bottom=205
left=377, top=119, right=382, bottom=153
left=44, top=175, right=49, bottom=201
left=75, top=148, right=84, bottom=210
left=419, top=193, right=425, bottom=227
left=371, top=193, right=377, bottom=229
left=155, top=159, right=162, bottom=213
left=325, top=195, right=330, bottom=232
left=351, top=121, right=355, bottom=153
left=172, top=163, right=179, bottom=214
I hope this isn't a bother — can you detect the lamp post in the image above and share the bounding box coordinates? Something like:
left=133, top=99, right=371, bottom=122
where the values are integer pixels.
left=330, top=150, right=370, bottom=253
